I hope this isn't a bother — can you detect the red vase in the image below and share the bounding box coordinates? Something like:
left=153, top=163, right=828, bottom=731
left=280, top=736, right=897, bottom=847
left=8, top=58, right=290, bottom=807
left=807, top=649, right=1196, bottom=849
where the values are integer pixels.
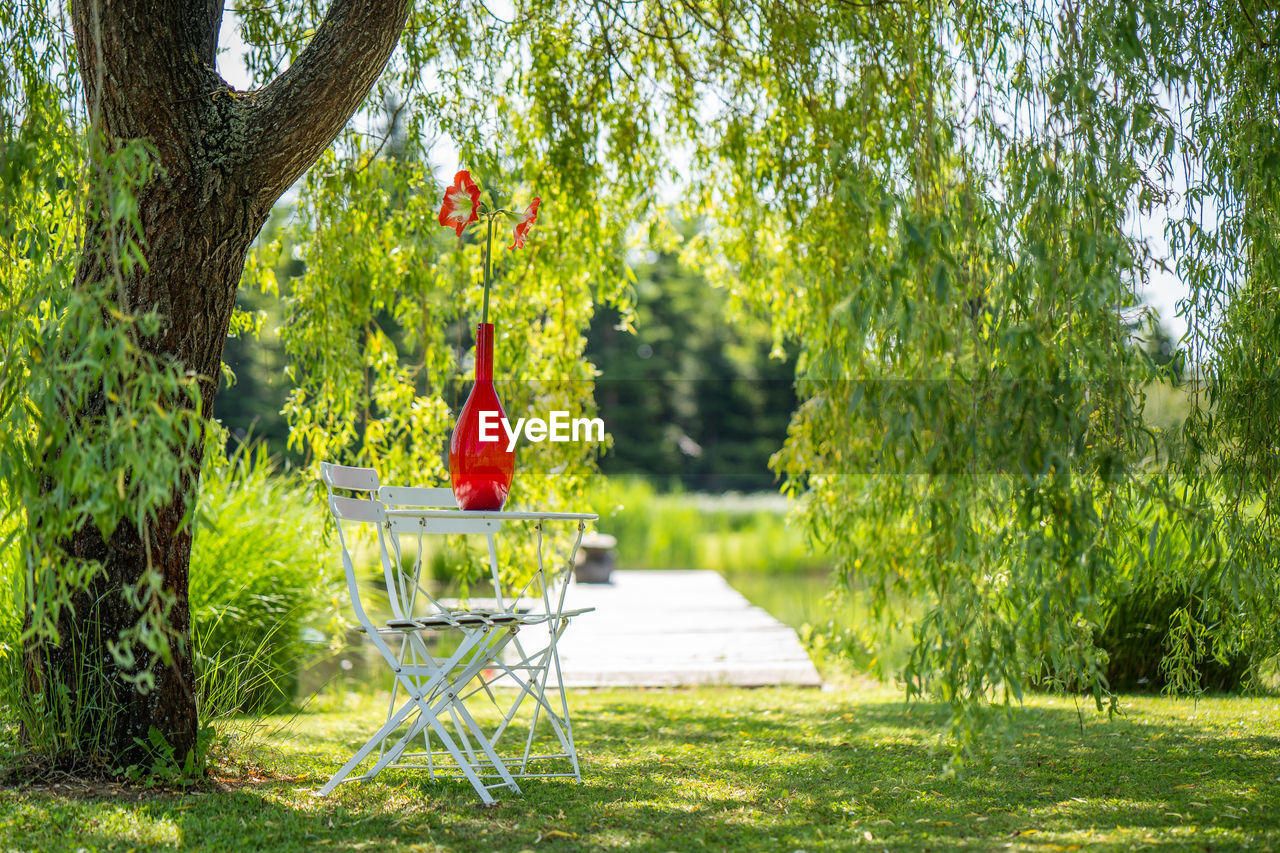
left=449, top=323, right=515, bottom=510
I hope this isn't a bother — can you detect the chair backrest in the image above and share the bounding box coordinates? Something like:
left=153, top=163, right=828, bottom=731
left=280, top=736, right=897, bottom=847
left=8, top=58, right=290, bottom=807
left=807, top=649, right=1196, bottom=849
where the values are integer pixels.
left=376, top=485, right=477, bottom=616
left=322, top=491, right=411, bottom=665
left=321, top=461, right=379, bottom=494
left=330, top=494, right=385, bottom=524
left=324, top=492, right=384, bottom=620
left=379, top=485, right=501, bottom=537
left=321, top=462, right=412, bottom=623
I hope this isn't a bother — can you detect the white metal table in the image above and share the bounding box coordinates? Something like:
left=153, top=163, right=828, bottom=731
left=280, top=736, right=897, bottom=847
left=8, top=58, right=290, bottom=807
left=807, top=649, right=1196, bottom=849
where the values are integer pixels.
left=373, top=504, right=597, bottom=801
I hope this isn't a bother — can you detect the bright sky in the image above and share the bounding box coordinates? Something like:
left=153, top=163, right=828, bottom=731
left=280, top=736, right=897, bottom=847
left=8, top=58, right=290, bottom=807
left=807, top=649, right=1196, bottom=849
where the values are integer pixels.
left=215, top=16, right=251, bottom=92
left=1135, top=213, right=1188, bottom=342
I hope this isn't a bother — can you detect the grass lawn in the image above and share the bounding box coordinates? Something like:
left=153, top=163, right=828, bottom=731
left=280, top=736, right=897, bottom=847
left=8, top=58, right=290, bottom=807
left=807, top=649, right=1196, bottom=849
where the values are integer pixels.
left=1, top=683, right=1278, bottom=851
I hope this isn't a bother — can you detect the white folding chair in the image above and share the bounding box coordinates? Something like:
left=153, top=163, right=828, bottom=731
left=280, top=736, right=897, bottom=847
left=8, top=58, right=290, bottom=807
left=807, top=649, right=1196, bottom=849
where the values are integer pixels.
left=377, top=485, right=594, bottom=784
left=316, top=463, right=523, bottom=804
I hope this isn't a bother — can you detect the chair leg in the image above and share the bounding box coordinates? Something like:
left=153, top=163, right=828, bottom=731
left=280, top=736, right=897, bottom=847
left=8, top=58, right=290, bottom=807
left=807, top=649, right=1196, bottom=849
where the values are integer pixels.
left=379, top=632, right=410, bottom=761
left=545, top=617, right=583, bottom=780
left=451, top=696, right=522, bottom=794
left=362, top=691, right=516, bottom=803
left=361, top=628, right=522, bottom=801
left=360, top=696, right=439, bottom=781
left=317, top=697, right=417, bottom=796
left=422, top=708, right=501, bottom=804
left=486, top=630, right=577, bottom=773
left=323, top=630, right=483, bottom=793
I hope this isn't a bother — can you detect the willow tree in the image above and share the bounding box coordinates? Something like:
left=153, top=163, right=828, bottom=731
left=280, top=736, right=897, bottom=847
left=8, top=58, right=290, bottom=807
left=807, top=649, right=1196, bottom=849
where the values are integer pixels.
left=248, top=0, right=1276, bottom=755
left=1173, top=1, right=1280, bottom=689
left=679, top=0, right=1280, bottom=746
left=4, top=0, right=412, bottom=767
left=173, top=0, right=1280, bottom=754
left=4, top=0, right=664, bottom=771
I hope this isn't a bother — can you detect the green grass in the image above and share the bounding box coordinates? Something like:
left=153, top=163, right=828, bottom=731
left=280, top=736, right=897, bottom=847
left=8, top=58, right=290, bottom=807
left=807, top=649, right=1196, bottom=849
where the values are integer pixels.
left=2, top=684, right=1278, bottom=851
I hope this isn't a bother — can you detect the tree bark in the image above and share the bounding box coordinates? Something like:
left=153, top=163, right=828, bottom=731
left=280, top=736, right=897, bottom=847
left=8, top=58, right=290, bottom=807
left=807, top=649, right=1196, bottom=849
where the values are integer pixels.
left=27, top=0, right=410, bottom=770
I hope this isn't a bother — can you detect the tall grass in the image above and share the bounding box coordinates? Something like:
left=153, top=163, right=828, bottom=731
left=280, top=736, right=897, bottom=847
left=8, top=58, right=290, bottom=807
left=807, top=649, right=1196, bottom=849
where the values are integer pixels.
left=587, top=476, right=828, bottom=573
left=190, top=447, right=339, bottom=719
left=0, top=450, right=339, bottom=771
left=0, top=491, right=22, bottom=741
left=0, top=491, right=121, bottom=769
left=1093, top=486, right=1280, bottom=693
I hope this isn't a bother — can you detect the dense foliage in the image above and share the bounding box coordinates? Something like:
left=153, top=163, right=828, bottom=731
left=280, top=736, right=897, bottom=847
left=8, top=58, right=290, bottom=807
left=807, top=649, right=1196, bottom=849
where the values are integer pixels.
left=686, top=4, right=1156, bottom=740
left=4, top=0, right=1279, bottom=770
left=1172, top=2, right=1280, bottom=689
left=668, top=4, right=1279, bottom=734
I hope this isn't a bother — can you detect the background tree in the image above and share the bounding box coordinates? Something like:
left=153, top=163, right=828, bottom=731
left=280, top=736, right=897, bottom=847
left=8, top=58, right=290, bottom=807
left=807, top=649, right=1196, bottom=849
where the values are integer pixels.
left=216, top=209, right=301, bottom=457
left=586, top=220, right=796, bottom=491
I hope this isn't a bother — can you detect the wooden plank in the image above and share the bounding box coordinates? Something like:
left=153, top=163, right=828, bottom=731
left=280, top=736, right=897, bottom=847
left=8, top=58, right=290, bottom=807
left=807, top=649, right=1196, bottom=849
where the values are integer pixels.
left=551, top=570, right=822, bottom=688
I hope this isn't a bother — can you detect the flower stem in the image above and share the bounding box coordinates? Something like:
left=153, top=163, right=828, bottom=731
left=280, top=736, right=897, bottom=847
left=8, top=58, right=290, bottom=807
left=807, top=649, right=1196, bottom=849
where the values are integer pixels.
left=482, top=214, right=493, bottom=326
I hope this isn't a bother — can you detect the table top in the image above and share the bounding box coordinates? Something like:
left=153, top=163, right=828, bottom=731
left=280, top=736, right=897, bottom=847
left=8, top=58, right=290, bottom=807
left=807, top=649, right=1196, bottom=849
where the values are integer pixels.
left=384, top=508, right=598, bottom=522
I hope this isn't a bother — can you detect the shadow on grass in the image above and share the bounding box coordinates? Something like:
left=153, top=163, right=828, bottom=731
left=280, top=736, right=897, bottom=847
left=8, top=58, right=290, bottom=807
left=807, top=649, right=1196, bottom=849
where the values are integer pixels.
left=2, top=690, right=1278, bottom=851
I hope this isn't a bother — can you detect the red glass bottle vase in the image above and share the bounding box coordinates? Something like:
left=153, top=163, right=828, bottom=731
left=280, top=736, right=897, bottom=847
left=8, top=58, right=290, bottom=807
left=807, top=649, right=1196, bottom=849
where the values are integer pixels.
left=449, top=323, right=515, bottom=510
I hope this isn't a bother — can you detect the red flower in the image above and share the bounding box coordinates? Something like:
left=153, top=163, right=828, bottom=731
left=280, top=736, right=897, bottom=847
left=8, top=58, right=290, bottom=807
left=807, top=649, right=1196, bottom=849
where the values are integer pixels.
left=508, top=197, right=541, bottom=250
left=438, top=170, right=481, bottom=237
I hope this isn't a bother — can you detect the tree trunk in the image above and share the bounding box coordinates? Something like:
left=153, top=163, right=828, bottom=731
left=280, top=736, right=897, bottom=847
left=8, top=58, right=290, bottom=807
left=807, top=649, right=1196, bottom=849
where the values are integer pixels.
left=24, top=0, right=410, bottom=770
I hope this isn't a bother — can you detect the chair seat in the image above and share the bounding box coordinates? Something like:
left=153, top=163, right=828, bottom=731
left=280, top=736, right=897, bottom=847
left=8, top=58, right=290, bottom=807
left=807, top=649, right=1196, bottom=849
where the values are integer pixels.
left=427, top=611, right=522, bottom=628
left=434, top=598, right=595, bottom=624
left=503, top=607, right=596, bottom=624
left=358, top=607, right=595, bottom=635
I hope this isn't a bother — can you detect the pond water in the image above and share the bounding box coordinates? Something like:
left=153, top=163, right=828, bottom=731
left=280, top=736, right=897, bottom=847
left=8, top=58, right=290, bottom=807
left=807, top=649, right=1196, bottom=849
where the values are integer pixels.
left=722, top=569, right=915, bottom=676
left=722, top=570, right=844, bottom=633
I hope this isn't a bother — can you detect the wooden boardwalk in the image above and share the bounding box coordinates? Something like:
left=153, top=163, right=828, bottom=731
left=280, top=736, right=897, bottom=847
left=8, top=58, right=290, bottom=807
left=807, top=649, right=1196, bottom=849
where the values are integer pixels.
left=551, top=570, right=822, bottom=688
